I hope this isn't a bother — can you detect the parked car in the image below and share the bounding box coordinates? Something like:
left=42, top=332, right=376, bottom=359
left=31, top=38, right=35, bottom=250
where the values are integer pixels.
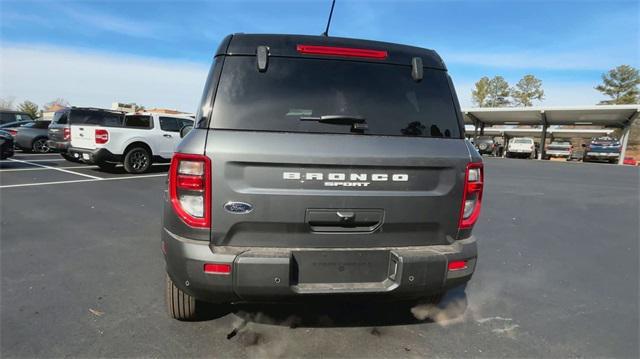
left=48, top=107, right=124, bottom=163
left=567, top=149, right=584, bottom=162
left=14, top=121, right=52, bottom=153
left=475, top=136, right=497, bottom=155
left=0, top=110, right=34, bottom=125
left=506, top=137, right=537, bottom=159
left=68, top=112, right=193, bottom=173
left=161, top=34, right=482, bottom=320
left=0, top=120, right=35, bottom=137
left=622, top=157, right=637, bottom=166
left=583, top=136, right=621, bottom=163
left=544, top=140, right=572, bottom=160
left=0, top=130, right=15, bottom=159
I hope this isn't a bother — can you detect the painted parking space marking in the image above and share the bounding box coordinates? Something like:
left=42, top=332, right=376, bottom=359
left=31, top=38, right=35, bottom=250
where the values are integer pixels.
left=0, top=158, right=66, bottom=163
left=7, top=158, right=103, bottom=180
left=0, top=173, right=167, bottom=189
left=0, top=165, right=100, bottom=172
left=0, top=163, right=169, bottom=173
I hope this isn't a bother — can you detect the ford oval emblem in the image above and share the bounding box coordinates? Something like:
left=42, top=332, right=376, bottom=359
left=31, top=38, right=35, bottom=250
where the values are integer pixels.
left=224, top=201, right=253, bottom=214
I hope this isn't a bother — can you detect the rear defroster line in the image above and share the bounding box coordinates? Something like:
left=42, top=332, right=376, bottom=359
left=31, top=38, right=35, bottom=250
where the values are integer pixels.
left=8, top=158, right=103, bottom=180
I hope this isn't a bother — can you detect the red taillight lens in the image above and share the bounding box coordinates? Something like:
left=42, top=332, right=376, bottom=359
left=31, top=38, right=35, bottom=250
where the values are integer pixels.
left=95, top=129, right=109, bottom=144
left=296, top=44, right=388, bottom=59
left=204, top=263, right=231, bottom=275
left=169, top=153, right=211, bottom=228
left=7, top=129, right=17, bottom=136
left=448, top=260, right=468, bottom=271
left=63, top=127, right=70, bottom=141
left=459, top=162, right=484, bottom=230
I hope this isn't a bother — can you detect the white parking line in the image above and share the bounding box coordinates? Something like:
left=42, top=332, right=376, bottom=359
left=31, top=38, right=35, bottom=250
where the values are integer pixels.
left=0, top=165, right=100, bottom=172
left=7, top=158, right=103, bottom=180
left=0, top=158, right=66, bottom=163
left=0, top=173, right=167, bottom=189
left=0, top=163, right=170, bottom=173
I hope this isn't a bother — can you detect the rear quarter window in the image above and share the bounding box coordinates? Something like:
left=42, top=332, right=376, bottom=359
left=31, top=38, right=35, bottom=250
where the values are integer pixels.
left=210, top=57, right=461, bottom=138
left=124, top=115, right=153, bottom=129
left=70, top=110, right=124, bottom=127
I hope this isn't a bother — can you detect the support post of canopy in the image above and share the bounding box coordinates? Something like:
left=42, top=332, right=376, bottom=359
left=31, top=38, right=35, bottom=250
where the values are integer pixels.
left=539, top=111, right=548, bottom=160
left=480, top=122, right=485, bottom=136
left=618, top=110, right=638, bottom=164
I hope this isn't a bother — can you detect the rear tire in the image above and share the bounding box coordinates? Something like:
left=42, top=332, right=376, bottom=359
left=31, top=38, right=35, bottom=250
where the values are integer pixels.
left=165, top=274, right=198, bottom=321
left=123, top=146, right=152, bottom=174
left=31, top=138, right=50, bottom=153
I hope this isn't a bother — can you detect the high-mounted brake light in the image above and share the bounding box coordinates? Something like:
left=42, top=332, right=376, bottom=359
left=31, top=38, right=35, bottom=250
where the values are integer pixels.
left=95, top=129, right=109, bottom=144
left=459, top=162, right=484, bottom=230
left=296, top=45, right=388, bottom=59
left=63, top=128, right=71, bottom=141
left=169, top=153, right=211, bottom=228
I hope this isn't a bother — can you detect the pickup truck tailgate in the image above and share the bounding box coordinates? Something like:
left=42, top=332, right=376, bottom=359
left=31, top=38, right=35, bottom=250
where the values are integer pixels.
left=70, top=125, right=97, bottom=150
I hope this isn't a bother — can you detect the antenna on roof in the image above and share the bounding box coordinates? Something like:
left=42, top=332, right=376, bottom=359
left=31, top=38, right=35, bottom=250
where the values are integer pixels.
left=321, top=0, right=336, bottom=36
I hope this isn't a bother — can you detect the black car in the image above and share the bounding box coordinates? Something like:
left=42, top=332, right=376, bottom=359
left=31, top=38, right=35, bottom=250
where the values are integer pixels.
left=14, top=121, right=52, bottom=153
left=0, top=110, right=34, bottom=126
left=162, top=34, right=482, bottom=320
left=475, top=136, right=502, bottom=156
left=48, top=107, right=124, bottom=162
left=0, top=130, right=14, bottom=159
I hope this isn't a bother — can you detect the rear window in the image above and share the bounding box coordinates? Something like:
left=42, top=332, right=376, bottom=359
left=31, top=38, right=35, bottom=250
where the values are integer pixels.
left=211, top=57, right=461, bottom=138
left=52, top=111, right=68, bottom=125
left=124, top=115, right=153, bottom=129
left=0, top=112, right=16, bottom=125
left=70, top=109, right=124, bottom=127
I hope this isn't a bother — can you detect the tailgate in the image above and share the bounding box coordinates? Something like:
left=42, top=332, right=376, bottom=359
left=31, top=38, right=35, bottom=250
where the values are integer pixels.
left=207, top=130, right=470, bottom=248
left=70, top=125, right=97, bottom=150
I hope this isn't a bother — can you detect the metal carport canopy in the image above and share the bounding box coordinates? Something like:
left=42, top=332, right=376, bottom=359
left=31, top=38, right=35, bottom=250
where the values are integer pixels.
left=462, top=105, right=640, bottom=127
left=463, top=126, right=614, bottom=139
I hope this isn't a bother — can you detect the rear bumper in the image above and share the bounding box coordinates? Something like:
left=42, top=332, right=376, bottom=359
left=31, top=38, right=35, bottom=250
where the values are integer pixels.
left=585, top=151, right=619, bottom=158
left=68, top=147, right=120, bottom=164
left=162, top=228, right=477, bottom=304
left=46, top=140, right=70, bottom=152
left=546, top=151, right=571, bottom=158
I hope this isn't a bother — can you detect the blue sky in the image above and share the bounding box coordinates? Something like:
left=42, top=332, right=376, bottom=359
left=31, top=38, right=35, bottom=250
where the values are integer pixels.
left=1, top=0, right=638, bottom=111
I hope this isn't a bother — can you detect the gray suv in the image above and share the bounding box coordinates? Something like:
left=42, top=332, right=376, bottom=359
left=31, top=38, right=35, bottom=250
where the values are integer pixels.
left=162, top=34, right=483, bottom=320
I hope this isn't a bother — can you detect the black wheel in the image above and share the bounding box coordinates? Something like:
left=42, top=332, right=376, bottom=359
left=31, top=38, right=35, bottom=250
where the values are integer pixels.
left=61, top=153, right=82, bottom=163
left=166, top=274, right=197, bottom=321
left=31, top=138, right=50, bottom=153
left=123, top=146, right=151, bottom=174
left=97, top=162, right=117, bottom=171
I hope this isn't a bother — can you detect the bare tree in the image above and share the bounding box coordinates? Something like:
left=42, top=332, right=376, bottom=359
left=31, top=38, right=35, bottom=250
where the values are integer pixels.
left=0, top=97, right=15, bottom=110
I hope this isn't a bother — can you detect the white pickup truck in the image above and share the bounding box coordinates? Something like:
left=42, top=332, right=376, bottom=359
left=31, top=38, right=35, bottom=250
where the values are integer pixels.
left=506, top=137, right=537, bottom=159
left=68, top=112, right=194, bottom=173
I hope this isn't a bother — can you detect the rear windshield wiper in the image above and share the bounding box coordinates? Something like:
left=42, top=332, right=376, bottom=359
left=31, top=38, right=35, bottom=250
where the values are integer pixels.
left=299, top=115, right=368, bottom=131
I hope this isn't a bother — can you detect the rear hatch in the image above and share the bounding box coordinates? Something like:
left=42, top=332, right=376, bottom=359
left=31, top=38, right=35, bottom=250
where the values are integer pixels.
left=69, top=109, right=124, bottom=150
left=206, top=51, right=470, bottom=249
left=588, top=138, right=621, bottom=153
left=47, top=110, right=68, bottom=143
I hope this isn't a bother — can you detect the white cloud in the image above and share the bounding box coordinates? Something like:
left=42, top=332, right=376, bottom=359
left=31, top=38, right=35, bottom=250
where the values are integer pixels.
left=1, top=44, right=209, bottom=111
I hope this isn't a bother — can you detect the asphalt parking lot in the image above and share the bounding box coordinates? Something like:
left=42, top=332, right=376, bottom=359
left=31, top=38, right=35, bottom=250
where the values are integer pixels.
left=1, top=153, right=638, bottom=358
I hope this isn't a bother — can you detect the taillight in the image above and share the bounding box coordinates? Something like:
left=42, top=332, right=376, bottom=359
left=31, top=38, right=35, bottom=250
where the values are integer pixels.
left=63, top=128, right=70, bottom=141
left=7, top=129, right=17, bottom=136
left=95, top=129, right=109, bottom=144
left=459, top=162, right=484, bottom=230
left=296, top=44, right=388, bottom=59
left=168, top=153, right=211, bottom=228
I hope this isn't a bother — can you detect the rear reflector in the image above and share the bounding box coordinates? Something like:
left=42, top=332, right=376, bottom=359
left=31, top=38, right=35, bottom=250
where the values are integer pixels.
left=204, top=263, right=231, bottom=275
left=95, top=129, right=109, bottom=144
left=448, top=260, right=468, bottom=271
left=296, top=45, right=388, bottom=59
